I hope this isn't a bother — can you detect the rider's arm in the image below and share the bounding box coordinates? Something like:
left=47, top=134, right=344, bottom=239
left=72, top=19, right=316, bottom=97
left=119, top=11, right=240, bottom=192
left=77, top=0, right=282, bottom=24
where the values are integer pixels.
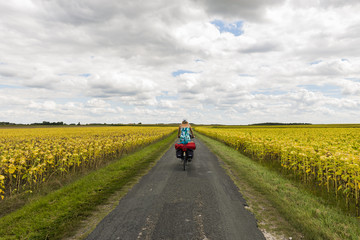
left=178, top=125, right=181, bottom=138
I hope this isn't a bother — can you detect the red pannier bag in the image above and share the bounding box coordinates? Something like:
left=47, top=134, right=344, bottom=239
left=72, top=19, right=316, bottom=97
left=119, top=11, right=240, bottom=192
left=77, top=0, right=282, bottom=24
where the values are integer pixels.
left=175, top=142, right=196, bottom=151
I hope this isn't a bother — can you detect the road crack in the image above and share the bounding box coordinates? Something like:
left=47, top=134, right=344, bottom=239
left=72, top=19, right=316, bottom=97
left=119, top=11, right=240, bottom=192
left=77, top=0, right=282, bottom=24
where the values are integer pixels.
left=194, top=193, right=209, bottom=240
left=137, top=214, right=157, bottom=240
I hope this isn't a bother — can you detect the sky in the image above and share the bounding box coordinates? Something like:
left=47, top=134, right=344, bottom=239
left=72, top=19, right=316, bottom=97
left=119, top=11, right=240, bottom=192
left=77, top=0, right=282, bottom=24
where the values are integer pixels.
left=1, top=0, right=360, bottom=125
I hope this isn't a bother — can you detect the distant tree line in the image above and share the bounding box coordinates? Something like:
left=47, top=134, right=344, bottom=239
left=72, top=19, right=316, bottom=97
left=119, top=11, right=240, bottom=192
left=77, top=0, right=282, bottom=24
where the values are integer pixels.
left=0, top=121, right=173, bottom=126
left=30, top=121, right=66, bottom=125
left=0, top=122, right=16, bottom=125
left=250, top=122, right=312, bottom=126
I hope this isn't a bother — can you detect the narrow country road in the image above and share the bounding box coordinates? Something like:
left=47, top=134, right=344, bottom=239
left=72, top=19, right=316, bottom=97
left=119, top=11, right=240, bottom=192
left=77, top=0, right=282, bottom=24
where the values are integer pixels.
left=86, top=138, right=265, bottom=240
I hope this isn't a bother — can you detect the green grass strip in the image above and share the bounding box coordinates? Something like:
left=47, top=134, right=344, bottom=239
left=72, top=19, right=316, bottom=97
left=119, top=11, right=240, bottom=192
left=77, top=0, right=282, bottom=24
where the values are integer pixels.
left=197, top=132, right=360, bottom=240
left=0, top=132, right=177, bottom=240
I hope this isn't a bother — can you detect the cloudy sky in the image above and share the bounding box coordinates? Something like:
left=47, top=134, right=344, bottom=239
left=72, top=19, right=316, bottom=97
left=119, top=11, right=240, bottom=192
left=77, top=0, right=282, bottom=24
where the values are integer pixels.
left=1, top=0, right=360, bottom=124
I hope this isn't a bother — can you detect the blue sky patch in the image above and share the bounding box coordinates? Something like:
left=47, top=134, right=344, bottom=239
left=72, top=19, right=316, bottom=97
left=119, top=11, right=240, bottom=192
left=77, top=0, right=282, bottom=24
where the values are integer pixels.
left=172, top=70, right=196, bottom=77
left=79, top=73, right=91, bottom=77
left=156, top=95, right=178, bottom=101
left=345, top=77, right=360, bottom=82
left=239, top=73, right=255, bottom=77
left=211, top=20, right=244, bottom=36
left=298, top=84, right=342, bottom=98
left=309, top=60, right=322, bottom=65
left=156, top=91, right=178, bottom=100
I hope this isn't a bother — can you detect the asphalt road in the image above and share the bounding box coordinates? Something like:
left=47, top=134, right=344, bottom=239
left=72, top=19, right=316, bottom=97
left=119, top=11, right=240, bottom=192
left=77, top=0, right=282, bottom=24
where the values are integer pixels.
left=86, top=138, right=265, bottom=240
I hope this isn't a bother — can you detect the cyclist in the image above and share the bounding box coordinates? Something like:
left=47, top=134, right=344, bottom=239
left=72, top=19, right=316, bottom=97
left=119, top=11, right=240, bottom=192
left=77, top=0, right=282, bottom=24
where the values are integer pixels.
left=176, top=119, right=196, bottom=164
left=178, top=119, right=194, bottom=144
left=178, top=119, right=194, bottom=143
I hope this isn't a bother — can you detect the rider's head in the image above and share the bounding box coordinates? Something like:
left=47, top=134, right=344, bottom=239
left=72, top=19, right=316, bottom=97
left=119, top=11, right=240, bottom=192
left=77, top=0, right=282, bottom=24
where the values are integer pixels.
left=182, top=119, right=188, bottom=124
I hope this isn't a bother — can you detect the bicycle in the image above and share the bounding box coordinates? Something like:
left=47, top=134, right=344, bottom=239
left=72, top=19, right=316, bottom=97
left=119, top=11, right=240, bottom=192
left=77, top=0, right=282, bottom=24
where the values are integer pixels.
left=180, top=147, right=193, bottom=171
left=175, top=137, right=195, bottom=171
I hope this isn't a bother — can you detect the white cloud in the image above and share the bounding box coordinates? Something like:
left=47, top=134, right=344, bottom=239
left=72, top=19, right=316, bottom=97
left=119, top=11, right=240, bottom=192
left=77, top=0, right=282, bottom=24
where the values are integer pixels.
left=86, top=98, right=110, bottom=108
left=338, top=80, right=360, bottom=95
left=29, top=100, right=57, bottom=111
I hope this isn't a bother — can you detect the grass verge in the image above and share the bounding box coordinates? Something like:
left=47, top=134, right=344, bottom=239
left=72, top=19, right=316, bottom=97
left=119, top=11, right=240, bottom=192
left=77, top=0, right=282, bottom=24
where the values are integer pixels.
left=197, top=132, right=360, bottom=240
left=0, top=131, right=177, bottom=240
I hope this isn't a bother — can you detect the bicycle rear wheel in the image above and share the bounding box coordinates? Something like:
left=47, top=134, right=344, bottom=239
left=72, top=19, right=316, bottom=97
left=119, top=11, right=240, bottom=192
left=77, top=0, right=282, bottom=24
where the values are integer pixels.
left=183, top=152, right=187, bottom=171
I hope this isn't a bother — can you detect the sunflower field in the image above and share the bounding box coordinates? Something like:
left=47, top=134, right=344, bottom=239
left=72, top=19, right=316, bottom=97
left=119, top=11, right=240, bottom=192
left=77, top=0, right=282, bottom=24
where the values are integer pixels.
left=196, top=125, right=360, bottom=214
left=0, top=126, right=175, bottom=200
